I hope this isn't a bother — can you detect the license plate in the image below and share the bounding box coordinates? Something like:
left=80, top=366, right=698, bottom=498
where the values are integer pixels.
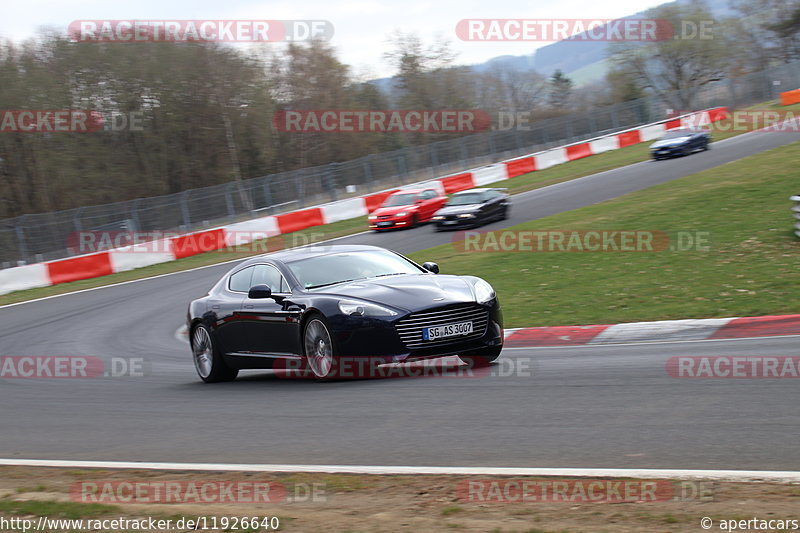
left=423, top=321, right=473, bottom=340
left=377, top=222, right=392, bottom=227
left=443, top=220, right=456, bottom=225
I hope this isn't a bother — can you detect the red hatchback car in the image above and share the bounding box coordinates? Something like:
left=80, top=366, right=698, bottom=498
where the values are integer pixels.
left=368, top=188, right=448, bottom=231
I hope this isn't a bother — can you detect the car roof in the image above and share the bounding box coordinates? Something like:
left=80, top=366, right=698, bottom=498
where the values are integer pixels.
left=390, top=188, right=429, bottom=194
left=237, top=244, right=388, bottom=267
left=666, top=126, right=704, bottom=132
left=452, top=188, right=501, bottom=195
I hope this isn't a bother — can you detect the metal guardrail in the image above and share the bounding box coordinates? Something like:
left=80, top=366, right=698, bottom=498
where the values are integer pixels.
left=792, top=196, right=800, bottom=238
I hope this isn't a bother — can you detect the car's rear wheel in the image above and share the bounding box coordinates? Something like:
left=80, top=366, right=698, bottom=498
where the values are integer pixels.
left=500, top=206, right=509, bottom=220
left=459, top=346, right=502, bottom=368
left=410, top=214, right=419, bottom=228
left=192, top=324, right=238, bottom=383
left=304, top=315, right=336, bottom=380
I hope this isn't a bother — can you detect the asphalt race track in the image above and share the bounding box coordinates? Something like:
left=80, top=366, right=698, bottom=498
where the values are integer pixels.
left=0, top=129, right=798, bottom=469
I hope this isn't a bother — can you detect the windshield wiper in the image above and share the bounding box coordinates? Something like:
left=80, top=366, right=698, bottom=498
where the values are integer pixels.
left=305, top=278, right=362, bottom=289
left=372, top=272, right=408, bottom=278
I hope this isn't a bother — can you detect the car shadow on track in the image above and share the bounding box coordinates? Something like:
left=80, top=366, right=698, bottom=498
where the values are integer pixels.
left=179, top=356, right=497, bottom=387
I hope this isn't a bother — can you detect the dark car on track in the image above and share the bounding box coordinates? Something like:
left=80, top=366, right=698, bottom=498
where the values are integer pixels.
left=431, top=188, right=510, bottom=230
left=650, top=127, right=711, bottom=160
left=187, top=245, right=503, bottom=382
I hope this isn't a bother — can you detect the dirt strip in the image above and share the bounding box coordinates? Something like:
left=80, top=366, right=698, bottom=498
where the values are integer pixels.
left=1, top=467, right=799, bottom=532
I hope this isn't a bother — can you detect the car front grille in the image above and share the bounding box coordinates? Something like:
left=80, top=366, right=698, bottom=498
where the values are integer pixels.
left=395, top=304, right=489, bottom=349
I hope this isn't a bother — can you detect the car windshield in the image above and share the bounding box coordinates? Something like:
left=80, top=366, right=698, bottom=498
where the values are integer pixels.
left=382, top=193, right=418, bottom=207
left=287, top=250, right=426, bottom=289
left=447, top=192, right=483, bottom=206
left=662, top=130, right=694, bottom=139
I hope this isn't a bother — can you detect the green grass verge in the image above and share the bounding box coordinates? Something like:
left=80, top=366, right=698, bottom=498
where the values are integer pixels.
left=0, top=499, right=119, bottom=518
left=0, top=105, right=782, bottom=306
left=408, top=141, right=800, bottom=328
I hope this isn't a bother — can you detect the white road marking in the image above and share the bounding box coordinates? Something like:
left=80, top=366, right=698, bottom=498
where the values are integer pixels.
left=0, top=458, right=797, bottom=481
left=501, top=334, right=800, bottom=349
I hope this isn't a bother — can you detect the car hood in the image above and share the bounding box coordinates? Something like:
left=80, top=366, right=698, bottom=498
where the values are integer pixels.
left=650, top=137, right=691, bottom=148
left=372, top=205, right=417, bottom=216
left=322, top=274, right=477, bottom=313
left=435, top=204, right=481, bottom=215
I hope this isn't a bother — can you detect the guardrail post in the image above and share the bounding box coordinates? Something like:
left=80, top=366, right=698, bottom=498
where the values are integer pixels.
left=295, top=175, right=305, bottom=207
left=262, top=177, right=273, bottom=212
left=397, top=153, right=410, bottom=184
left=792, top=196, right=800, bottom=238
left=180, top=190, right=191, bottom=228
left=14, top=218, right=29, bottom=264
left=130, top=198, right=141, bottom=231
left=224, top=185, right=235, bottom=222
left=326, top=162, right=339, bottom=202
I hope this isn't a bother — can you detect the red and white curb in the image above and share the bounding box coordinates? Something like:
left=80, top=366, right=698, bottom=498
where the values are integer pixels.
left=504, top=314, right=800, bottom=347
left=0, top=108, right=728, bottom=296
left=0, top=458, right=797, bottom=481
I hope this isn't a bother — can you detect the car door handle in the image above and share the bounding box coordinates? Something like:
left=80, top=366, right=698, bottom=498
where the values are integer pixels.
left=211, top=305, right=220, bottom=310
left=244, top=304, right=254, bottom=309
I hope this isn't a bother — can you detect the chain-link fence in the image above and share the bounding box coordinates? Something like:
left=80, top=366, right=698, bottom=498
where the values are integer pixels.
left=2, top=59, right=799, bottom=267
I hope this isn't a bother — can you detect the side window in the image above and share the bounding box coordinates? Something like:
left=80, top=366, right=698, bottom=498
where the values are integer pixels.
left=229, top=266, right=254, bottom=292
left=423, top=189, right=437, bottom=199
left=251, top=264, right=289, bottom=293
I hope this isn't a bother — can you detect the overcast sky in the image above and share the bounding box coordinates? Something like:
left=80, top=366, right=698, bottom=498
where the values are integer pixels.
left=1, top=0, right=669, bottom=77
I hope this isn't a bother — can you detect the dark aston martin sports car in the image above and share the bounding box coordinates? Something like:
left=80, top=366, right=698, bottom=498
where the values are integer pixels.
left=187, top=245, right=503, bottom=382
left=431, top=188, right=510, bottom=230
left=650, top=127, right=711, bottom=160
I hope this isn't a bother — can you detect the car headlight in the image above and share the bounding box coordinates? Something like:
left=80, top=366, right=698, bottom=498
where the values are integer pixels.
left=472, top=279, right=495, bottom=303
left=339, top=299, right=398, bottom=317
left=395, top=212, right=408, bottom=217
left=368, top=215, right=377, bottom=220
left=458, top=213, right=475, bottom=218
left=432, top=215, right=443, bottom=220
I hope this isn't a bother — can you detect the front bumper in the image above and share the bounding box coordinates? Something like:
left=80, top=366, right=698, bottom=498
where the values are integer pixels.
left=434, top=215, right=477, bottom=229
left=328, top=300, right=503, bottom=363
left=651, top=145, right=687, bottom=158
left=369, top=216, right=413, bottom=230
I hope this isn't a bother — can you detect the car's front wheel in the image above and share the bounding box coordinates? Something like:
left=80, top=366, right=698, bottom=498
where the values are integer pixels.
left=192, top=324, right=238, bottom=383
left=303, top=315, right=336, bottom=380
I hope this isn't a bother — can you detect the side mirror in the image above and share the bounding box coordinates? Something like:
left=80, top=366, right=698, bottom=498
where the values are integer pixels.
left=248, top=284, right=272, bottom=299
left=422, top=262, right=439, bottom=274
